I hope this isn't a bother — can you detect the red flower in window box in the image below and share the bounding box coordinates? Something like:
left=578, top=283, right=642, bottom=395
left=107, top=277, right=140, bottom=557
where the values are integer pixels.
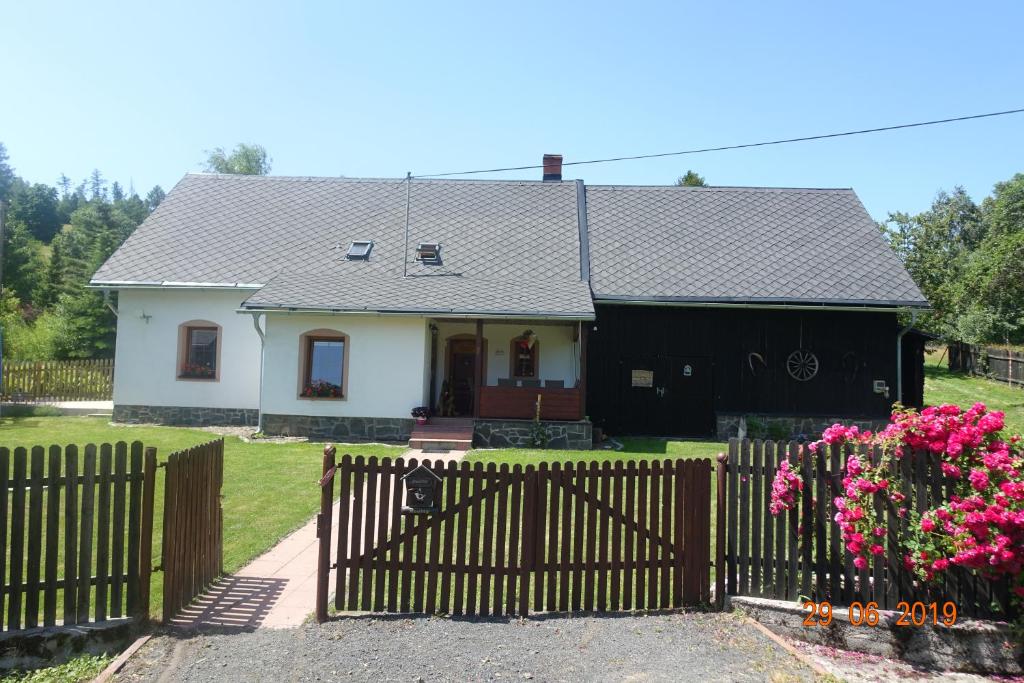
left=179, top=363, right=215, bottom=379
left=302, top=380, right=343, bottom=398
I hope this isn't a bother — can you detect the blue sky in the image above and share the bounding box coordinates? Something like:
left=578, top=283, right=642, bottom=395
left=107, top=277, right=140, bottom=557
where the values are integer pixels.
left=2, top=0, right=1022, bottom=220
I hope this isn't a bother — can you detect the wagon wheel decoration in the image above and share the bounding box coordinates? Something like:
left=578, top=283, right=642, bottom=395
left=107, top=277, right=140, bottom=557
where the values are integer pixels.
left=786, top=349, right=819, bottom=382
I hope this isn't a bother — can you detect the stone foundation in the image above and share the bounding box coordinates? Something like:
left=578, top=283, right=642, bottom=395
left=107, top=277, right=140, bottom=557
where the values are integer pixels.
left=261, top=414, right=414, bottom=443
left=0, top=618, right=136, bottom=670
left=727, top=595, right=1022, bottom=675
left=113, top=404, right=258, bottom=427
left=474, top=419, right=592, bottom=450
left=716, top=413, right=889, bottom=441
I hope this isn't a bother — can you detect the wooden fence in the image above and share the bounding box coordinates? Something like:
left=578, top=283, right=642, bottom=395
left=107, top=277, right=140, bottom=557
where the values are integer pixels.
left=1, top=359, right=115, bottom=402
left=161, top=439, right=224, bottom=623
left=0, top=442, right=157, bottom=631
left=316, top=450, right=712, bottom=621
left=718, top=438, right=1015, bottom=619
left=948, top=344, right=1024, bottom=387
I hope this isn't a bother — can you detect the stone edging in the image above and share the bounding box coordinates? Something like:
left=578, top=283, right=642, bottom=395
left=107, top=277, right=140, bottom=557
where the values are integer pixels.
left=726, top=594, right=1023, bottom=675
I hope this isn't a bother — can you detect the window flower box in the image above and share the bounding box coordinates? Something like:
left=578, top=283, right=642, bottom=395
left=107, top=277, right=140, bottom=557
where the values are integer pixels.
left=302, top=380, right=343, bottom=398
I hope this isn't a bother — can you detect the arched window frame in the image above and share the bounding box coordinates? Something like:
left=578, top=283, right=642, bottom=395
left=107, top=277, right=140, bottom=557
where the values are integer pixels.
left=176, top=320, right=222, bottom=382
left=298, top=328, right=350, bottom=400
left=509, top=333, right=540, bottom=379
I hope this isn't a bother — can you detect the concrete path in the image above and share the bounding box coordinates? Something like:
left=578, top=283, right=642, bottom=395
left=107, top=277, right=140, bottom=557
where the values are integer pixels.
left=168, top=449, right=467, bottom=630
left=1, top=399, right=113, bottom=415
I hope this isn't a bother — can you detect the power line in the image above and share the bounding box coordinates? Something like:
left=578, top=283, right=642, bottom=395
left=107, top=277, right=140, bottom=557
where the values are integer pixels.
left=415, top=107, right=1024, bottom=178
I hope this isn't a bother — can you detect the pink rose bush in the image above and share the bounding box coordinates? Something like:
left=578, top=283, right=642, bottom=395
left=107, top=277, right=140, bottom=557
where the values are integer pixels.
left=769, top=459, right=803, bottom=515
left=772, top=402, right=1024, bottom=612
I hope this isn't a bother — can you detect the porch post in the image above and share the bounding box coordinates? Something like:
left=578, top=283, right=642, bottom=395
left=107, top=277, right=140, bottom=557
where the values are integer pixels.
left=474, top=319, right=484, bottom=418
left=579, top=322, right=588, bottom=420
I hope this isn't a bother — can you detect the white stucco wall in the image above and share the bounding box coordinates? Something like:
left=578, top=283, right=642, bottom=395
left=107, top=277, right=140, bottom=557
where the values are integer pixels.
left=112, top=288, right=262, bottom=408
left=431, top=321, right=581, bottom=404
left=260, top=314, right=429, bottom=418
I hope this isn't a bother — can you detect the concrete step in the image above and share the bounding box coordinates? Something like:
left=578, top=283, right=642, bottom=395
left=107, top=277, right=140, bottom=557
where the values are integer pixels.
left=409, top=438, right=473, bottom=451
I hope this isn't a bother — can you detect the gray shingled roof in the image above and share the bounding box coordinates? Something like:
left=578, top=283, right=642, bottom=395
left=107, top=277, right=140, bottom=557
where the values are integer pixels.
left=243, top=273, right=594, bottom=318
left=94, top=173, right=927, bottom=314
left=584, top=185, right=927, bottom=307
left=93, top=173, right=592, bottom=318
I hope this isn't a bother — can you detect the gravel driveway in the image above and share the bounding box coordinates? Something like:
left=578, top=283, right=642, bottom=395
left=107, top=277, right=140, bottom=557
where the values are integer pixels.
left=114, top=610, right=817, bottom=682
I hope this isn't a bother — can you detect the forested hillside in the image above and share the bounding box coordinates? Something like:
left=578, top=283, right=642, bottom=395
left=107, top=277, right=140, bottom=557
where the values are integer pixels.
left=880, top=173, right=1024, bottom=346
left=0, top=142, right=164, bottom=360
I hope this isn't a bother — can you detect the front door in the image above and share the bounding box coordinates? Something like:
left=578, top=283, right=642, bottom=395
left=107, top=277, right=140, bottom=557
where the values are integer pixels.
left=448, top=339, right=476, bottom=416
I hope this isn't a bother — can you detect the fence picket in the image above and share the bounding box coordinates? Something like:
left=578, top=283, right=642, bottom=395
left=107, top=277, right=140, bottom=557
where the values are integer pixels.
left=95, top=445, right=113, bottom=622
left=750, top=440, right=763, bottom=596
left=334, top=455, right=352, bottom=610
left=9, top=447, right=27, bottom=630
left=76, top=445, right=97, bottom=623
left=492, top=463, right=509, bottom=615
left=467, top=462, right=484, bottom=615
left=63, top=447, right=79, bottom=625
left=544, top=462, right=560, bottom=613
left=600, top=461, right=614, bottom=610
left=373, top=458, right=392, bottom=612
left=0, top=448, right=8, bottom=630
left=24, top=448, right=45, bottom=629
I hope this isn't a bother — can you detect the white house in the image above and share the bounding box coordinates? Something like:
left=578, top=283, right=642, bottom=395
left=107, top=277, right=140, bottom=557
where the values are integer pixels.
left=93, top=155, right=929, bottom=446
left=92, top=156, right=596, bottom=448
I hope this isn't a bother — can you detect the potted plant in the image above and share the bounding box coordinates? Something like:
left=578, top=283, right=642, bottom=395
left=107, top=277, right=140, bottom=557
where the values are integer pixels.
left=411, top=406, right=431, bottom=425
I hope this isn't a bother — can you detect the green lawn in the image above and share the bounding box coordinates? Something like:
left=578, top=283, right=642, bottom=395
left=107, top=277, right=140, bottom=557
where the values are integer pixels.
left=0, top=416, right=404, bottom=619
left=924, top=351, right=1024, bottom=435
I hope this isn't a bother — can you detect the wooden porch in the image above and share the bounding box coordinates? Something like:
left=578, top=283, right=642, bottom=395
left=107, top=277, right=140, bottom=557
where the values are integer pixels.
left=431, top=319, right=589, bottom=422
left=478, top=385, right=583, bottom=420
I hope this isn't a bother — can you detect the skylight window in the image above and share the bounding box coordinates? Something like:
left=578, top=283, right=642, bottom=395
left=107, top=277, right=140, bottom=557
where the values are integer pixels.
left=346, top=240, right=373, bottom=260
left=415, top=242, right=441, bottom=264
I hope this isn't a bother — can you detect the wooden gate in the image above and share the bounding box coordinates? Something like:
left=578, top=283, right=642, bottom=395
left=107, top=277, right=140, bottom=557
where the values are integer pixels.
left=161, top=438, right=225, bottom=622
left=315, top=449, right=712, bottom=621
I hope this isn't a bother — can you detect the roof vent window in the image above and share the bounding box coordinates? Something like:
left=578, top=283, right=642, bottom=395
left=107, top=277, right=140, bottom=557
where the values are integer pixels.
left=346, top=240, right=373, bottom=260
left=415, top=242, right=442, bottom=264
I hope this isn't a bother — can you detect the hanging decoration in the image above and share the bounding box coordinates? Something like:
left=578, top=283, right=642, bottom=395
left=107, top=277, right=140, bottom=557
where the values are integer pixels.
left=786, top=320, right=819, bottom=382
left=747, top=352, right=767, bottom=375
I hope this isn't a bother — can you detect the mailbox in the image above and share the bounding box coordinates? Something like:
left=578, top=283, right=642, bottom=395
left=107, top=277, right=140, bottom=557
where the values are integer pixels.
left=402, top=465, right=441, bottom=514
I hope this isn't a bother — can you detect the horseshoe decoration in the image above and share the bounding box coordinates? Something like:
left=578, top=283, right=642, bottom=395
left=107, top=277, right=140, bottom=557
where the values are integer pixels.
left=747, top=352, right=767, bottom=375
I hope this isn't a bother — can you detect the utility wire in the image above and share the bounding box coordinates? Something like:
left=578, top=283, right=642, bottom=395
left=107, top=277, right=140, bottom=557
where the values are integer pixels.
left=415, top=107, right=1024, bottom=178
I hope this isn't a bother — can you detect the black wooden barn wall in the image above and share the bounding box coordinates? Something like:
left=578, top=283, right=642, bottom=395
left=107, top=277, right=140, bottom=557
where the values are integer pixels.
left=586, top=305, right=916, bottom=436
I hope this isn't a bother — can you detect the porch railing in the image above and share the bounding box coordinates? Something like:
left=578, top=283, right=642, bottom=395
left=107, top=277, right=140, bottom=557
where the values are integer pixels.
left=478, top=386, right=583, bottom=421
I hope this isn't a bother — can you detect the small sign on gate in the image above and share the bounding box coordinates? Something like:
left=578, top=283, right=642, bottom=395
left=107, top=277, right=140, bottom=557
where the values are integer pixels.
left=402, top=465, right=441, bottom=514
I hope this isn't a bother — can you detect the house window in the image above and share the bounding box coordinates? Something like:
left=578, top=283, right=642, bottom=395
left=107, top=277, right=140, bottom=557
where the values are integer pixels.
left=510, top=333, right=539, bottom=379
left=177, top=322, right=220, bottom=380
left=300, top=330, right=348, bottom=398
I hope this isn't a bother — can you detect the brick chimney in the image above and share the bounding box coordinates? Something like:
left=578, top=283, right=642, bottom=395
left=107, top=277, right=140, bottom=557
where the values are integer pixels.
left=542, top=154, right=563, bottom=181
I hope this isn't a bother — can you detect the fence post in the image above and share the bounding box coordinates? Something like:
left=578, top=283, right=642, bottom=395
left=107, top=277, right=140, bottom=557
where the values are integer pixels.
left=715, top=452, right=727, bottom=609
left=136, top=447, right=158, bottom=621
left=316, top=445, right=337, bottom=624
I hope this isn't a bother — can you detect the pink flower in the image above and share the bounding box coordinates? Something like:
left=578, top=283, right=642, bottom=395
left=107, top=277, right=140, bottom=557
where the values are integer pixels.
left=920, top=517, right=936, bottom=533
left=968, top=468, right=990, bottom=492
left=869, top=544, right=884, bottom=556
left=853, top=556, right=868, bottom=570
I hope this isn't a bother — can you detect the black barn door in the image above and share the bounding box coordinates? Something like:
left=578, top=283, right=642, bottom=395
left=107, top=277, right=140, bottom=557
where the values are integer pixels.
left=619, top=355, right=714, bottom=436
left=659, top=356, right=714, bottom=437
